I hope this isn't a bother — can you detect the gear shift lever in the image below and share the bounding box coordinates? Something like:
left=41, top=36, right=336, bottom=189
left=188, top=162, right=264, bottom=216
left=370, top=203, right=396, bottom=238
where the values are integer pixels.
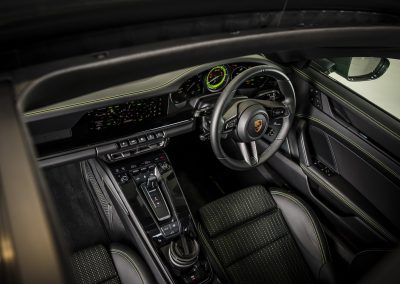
left=141, top=166, right=171, bottom=221
left=147, top=167, right=161, bottom=188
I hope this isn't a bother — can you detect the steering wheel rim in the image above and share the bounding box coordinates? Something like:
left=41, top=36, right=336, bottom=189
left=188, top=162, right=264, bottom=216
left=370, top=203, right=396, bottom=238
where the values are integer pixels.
left=210, top=64, right=296, bottom=171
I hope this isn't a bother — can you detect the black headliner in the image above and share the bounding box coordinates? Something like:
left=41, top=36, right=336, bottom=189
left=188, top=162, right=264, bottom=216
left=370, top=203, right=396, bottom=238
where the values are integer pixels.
left=2, top=0, right=400, bottom=42
left=2, top=1, right=400, bottom=111
left=1, top=6, right=400, bottom=72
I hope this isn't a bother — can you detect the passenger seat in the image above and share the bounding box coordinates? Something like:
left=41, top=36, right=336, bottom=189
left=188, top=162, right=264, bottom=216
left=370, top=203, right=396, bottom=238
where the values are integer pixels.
left=70, top=244, right=155, bottom=284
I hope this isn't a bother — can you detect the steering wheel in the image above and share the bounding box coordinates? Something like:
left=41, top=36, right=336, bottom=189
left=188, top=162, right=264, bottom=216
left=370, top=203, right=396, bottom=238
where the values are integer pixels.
left=210, top=65, right=296, bottom=171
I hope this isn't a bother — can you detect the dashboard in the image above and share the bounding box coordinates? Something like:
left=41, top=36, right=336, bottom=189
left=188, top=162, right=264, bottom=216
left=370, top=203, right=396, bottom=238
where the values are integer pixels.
left=25, top=55, right=284, bottom=163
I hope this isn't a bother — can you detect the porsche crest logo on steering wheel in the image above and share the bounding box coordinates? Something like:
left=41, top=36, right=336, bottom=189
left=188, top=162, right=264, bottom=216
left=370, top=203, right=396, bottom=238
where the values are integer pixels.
left=254, top=119, right=263, bottom=133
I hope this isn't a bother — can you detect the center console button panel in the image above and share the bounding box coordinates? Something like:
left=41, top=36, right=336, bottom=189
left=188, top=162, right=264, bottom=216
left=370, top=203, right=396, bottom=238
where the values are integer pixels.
left=106, top=131, right=167, bottom=162
left=110, top=152, right=183, bottom=240
left=108, top=151, right=213, bottom=283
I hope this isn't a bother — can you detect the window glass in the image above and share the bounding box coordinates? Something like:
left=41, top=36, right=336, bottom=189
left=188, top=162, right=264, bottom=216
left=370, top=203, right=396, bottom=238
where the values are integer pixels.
left=316, top=57, right=400, bottom=120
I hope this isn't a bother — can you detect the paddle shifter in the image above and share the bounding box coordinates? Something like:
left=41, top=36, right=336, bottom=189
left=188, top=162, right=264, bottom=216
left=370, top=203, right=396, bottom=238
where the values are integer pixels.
left=141, top=166, right=171, bottom=221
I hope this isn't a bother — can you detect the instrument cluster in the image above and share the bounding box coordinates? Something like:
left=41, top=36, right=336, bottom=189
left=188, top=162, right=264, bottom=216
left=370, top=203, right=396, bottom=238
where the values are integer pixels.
left=170, top=62, right=279, bottom=104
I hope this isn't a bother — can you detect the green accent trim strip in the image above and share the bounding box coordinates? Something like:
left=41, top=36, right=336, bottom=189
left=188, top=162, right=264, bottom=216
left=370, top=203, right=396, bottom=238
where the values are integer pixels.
left=271, top=191, right=327, bottom=264
left=25, top=66, right=198, bottom=116
left=293, top=67, right=400, bottom=142
left=297, top=114, right=400, bottom=181
left=300, top=164, right=396, bottom=242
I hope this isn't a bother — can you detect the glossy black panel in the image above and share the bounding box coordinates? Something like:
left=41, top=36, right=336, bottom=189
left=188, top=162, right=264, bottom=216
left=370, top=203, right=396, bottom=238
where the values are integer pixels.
left=108, top=151, right=191, bottom=246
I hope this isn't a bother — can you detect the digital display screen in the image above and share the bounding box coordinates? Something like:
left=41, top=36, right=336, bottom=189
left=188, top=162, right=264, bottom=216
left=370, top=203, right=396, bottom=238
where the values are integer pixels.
left=86, top=95, right=168, bottom=132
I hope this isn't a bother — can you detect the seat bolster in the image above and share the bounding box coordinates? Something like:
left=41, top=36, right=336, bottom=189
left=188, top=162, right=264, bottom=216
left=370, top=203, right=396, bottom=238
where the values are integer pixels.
left=271, top=190, right=335, bottom=284
left=110, top=243, right=155, bottom=284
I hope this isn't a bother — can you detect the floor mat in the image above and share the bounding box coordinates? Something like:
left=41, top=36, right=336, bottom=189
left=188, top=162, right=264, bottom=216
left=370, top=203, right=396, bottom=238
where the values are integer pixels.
left=44, top=163, right=109, bottom=252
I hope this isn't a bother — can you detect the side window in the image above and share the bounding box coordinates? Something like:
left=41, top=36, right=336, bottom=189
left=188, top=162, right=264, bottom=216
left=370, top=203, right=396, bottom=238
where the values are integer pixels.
left=313, top=57, right=400, bottom=120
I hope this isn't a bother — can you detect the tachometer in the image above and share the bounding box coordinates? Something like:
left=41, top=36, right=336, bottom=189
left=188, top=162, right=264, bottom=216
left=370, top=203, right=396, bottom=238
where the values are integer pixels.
left=205, top=65, right=229, bottom=92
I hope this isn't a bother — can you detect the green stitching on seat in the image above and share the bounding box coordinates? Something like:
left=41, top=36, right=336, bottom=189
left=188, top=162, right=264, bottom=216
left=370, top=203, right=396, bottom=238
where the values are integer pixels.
left=293, top=67, right=400, bottom=142
left=296, top=114, right=400, bottom=181
left=300, top=164, right=395, bottom=241
left=271, top=191, right=327, bottom=264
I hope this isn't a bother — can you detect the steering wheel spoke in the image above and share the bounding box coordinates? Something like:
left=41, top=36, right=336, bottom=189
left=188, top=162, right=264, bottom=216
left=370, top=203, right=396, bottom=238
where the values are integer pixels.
left=237, top=141, right=258, bottom=166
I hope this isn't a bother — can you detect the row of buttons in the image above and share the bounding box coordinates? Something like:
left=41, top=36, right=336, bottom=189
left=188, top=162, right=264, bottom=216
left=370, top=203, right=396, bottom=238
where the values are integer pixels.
left=313, top=159, right=335, bottom=177
left=115, top=164, right=171, bottom=185
left=111, top=153, right=169, bottom=184
left=224, top=118, right=237, bottom=130
left=309, top=88, right=323, bottom=110
left=114, top=164, right=157, bottom=184
left=271, top=107, right=287, bottom=117
left=112, top=153, right=166, bottom=174
left=151, top=222, right=179, bottom=246
left=119, top=131, right=164, bottom=149
left=131, top=162, right=171, bottom=184
left=110, top=141, right=164, bottom=161
left=161, top=221, right=179, bottom=237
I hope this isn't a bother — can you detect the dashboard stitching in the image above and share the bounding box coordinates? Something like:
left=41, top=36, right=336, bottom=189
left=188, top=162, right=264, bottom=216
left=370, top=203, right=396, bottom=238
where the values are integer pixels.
left=25, top=66, right=198, bottom=116
left=26, top=57, right=270, bottom=116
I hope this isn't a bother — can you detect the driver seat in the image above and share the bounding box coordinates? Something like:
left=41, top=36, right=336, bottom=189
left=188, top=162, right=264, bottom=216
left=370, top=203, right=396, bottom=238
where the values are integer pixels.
left=198, top=185, right=335, bottom=284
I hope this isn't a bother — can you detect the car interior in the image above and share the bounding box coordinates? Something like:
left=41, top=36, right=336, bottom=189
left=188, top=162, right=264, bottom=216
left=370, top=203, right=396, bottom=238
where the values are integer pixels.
left=1, top=2, right=400, bottom=284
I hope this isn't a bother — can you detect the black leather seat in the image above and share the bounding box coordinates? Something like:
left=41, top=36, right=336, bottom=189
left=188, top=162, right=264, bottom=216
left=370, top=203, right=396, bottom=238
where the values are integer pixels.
left=70, top=244, right=155, bottom=284
left=198, top=185, right=335, bottom=284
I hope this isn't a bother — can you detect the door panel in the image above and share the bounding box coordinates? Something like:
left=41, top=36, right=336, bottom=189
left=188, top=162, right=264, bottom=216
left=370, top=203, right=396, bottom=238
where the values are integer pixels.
left=267, top=146, right=397, bottom=248
left=304, top=122, right=400, bottom=237
left=272, top=67, right=400, bottom=251
left=294, top=67, right=400, bottom=160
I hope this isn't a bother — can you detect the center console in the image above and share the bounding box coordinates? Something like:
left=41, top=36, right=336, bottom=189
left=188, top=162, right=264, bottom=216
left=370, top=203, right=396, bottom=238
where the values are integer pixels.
left=106, top=151, right=212, bottom=284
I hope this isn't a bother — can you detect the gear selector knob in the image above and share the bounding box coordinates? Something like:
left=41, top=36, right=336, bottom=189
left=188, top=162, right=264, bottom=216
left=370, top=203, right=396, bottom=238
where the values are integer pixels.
left=146, top=175, right=157, bottom=188
left=141, top=165, right=171, bottom=221
left=146, top=166, right=161, bottom=188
